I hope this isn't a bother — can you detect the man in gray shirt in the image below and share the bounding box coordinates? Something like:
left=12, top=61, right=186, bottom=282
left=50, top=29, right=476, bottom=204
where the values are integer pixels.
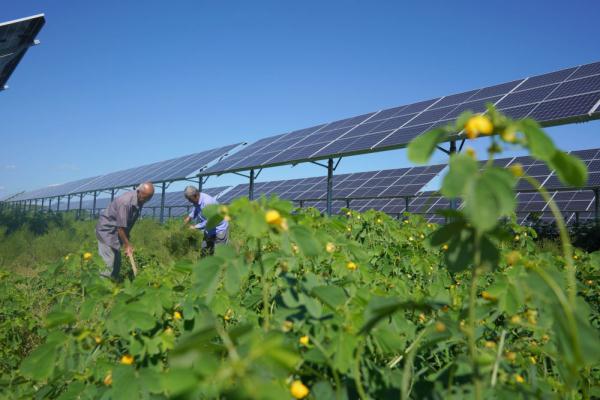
left=95, top=182, right=155, bottom=281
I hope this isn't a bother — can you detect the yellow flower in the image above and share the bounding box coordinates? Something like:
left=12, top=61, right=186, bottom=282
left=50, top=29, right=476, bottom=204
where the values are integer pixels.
left=542, top=334, right=550, bottom=342
left=265, top=209, right=282, bottom=226
left=419, top=233, right=425, bottom=239
left=526, top=310, right=538, bottom=325
left=83, top=252, right=93, bottom=261
left=514, top=234, right=520, bottom=241
left=408, top=236, right=414, bottom=241
left=403, top=219, right=409, bottom=224
left=418, top=313, right=426, bottom=323
left=427, top=223, right=433, bottom=228
left=346, top=211, right=352, bottom=216
left=282, top=320, right=293, bottom=332
left=376, top=218, right=382, bottom=224
left=120, top=354, right=134, bottom=365
left=173, top=311, right=182, bottom=320
left=506, top=250, right=521, bottom=266
left=325, top=242, right=336, bottom=253
left=481, top=291, right=496, bottom=301
left=465, top=115, right=494, bottom=139
left=164, top=327, right=174, bottom=335
left=501, top=127, right=517, bottom=143
left=465, top=147, right=477, bottom=159
left=94, top=336, right=102, bottom=344
left=529, top=356, right=537, bottom=365
left=290, top=380, right=309, bottom=399
left=505, top=351, right=517, bottom=362
left=442, top=244, right=449, bottom=251
left=219, top=205, right=229, bottom=214
left=291, top=243, right=299, bottom=254
left=64, top=255, right=70, bottom=261
left=346, top=261, right=357, bottom=271
left=484, top=341, right=496, bottom=349
left=586, top=279, right=593, bottom=285
left=514, top=374, right=525, bottom=384
left=299, top=335, right=309, bottom=346
left=573, top=255, right=578, bottom=260
left=510, top=315, right=521, bottom=324
left=103, top=372, right=112, bottom=386
left=434, top=321, right=446, bottom=333
left=224, top=308, right=234, bottom=321
left=509, top=163, right=524, bottom=177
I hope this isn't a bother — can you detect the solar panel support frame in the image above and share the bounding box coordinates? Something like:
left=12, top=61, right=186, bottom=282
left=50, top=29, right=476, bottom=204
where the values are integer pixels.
left=327, top=158, right=334, bottom=216
left=159, top=182, right=167, bottom=224
left=595, top=188, right=599, bottom=224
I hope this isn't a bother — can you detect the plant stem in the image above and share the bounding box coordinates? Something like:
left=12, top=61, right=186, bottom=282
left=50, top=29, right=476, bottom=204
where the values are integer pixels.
left=490, top=329, right=506, bottom=387
left=523, top=175, right=576, bottom=306
left=354, top=339, right=369, bottom=400
left=469, top=233, right=483, bottom=400
left=310, top=335, right=342, bottom=400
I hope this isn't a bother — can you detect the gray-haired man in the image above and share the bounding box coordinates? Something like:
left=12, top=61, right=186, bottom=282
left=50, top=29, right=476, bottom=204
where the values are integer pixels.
left=183, top=186, right=229, bottom=256
left=95, top=182, right=155, bottom=280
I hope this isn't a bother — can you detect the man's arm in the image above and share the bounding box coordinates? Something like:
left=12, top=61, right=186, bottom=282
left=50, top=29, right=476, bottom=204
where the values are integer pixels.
left=117, top=227, right=133, bottom=257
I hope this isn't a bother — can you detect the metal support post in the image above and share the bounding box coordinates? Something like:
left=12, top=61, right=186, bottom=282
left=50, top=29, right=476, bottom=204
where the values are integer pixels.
left=48, top=198, right=52, bottom=211
left=405, top=197, right=410, bottom=213
left=159, top=182, right=166, bottom=224
left=56, top=196, right=61, bottom=211
left=92, top=191, right=97, bottom=218
left=326, top=158, right=334, bottom=216
left=249, top=169, right=255, bottom=201
left=66, top=195, right=71, bottom=211
left=594, top=188, right=599, bottom=225
left=111, top=188, right=115, bottom=202
left=78, top=193, right=83, bottom=219
left=198, top=176, right=203, bottom=192
left=168, top=207, right=172, bottom=219
left=449, top=140, right=458, bottom=210
left=345, top=199, right=350, bottom=209
left=41, top=198, right=45, bottom=212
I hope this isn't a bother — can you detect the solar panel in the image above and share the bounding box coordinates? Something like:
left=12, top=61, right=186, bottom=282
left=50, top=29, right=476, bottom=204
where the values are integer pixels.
left=203, top=61, right=600, bottom=176
left=0, top=14, right=44, bottom=90
left=219, top=165, right=443, bottom=205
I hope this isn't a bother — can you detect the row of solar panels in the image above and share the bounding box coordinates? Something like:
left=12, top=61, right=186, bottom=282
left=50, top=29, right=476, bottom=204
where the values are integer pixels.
left=3, top=42, right=600, bottom=202
left=29, top=148, right=600, bottom=225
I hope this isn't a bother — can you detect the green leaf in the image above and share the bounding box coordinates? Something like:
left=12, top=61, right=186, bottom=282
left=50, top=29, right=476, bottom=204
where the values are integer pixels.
left=520, top=119, right=556, bottom=161
left=429, top=221, right=466, bottom=246
left=45, top=310, right=75, bottom=328
left=290, top=226, right=321, bottom=257
left=463, top=167, right=515, bottom=232
left=407, top=128, right=448, bottom=164
left=224, top=262, right=243, bottom=296
left=311, top=285, right=347, bottom=309
left=20, top=342, right=57, bottom=380
left=441, top=153, right=478, bottom=198
left=549, top=151, right=588, bottom=188
left=192, top=256, right=223, bottom=303
left=161, top=368, right=198, bottom=397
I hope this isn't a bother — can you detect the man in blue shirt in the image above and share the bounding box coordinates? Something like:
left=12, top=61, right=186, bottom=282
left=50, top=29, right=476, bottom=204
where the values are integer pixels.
left=183, top=185, right=229, bottom=256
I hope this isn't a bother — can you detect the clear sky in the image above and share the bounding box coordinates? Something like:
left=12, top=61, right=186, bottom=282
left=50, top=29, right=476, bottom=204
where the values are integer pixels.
left=1, top=0, right=600, bottom=198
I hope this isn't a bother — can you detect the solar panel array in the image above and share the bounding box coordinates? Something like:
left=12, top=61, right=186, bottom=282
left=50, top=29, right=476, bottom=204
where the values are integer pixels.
left=218, top=165, right=445, bottom=204
left=9, top=144, right=241, bottom=201
left=0, top=14, right=45, bottom=90
left=202, top=61, right=600, bottom=176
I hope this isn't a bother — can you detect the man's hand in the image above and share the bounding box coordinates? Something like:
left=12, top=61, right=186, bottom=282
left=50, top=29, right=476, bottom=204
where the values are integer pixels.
left=124, top=243, right=134, bottom=257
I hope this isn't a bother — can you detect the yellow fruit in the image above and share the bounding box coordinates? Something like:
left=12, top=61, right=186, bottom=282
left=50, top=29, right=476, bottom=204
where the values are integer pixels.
left=509, top=164, right=525, bottom=177
left=120, top=355, right=134, bottom=365
left=103, top=372, right=112, bottom=386
left=435, top=321, right=446, bottom=333
left=515, top=374, right=525, bottom=383
left=465, top=147, right=477, bottom=159
left=290, top=380, right=309, bottom=399
left=173, top=311, right=182, bottom=320
left=299, top=335, right=309, bottom=346
left=325, top=242, right=336, bottom=253
left=265, top=209, right=282, bottom=226
left=346, top=261, right=357, bottom=271
left=465, top=115, right=494, bottom=139
left=83, top=252, right=93, bottom=261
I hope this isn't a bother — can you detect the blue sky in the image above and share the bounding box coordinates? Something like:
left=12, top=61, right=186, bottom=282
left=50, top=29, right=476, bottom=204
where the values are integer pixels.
left=1, top=0, right=600, bottom=198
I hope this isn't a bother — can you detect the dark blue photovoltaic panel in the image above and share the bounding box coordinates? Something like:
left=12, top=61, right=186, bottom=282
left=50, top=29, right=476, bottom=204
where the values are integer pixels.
left=0, top=14, right=45, bottom=90
left=500, top=104, right=537, bottom=120
left=432, top=90, right=480, bottom=108
left=496, top=85, right=558, bottom=108
left=517, top=67, right=577, bottom=91
left=548, top=75, right=600, bottom=99
left=567, top=61, right=600, bottom=80
left=372, top=124, right=433, bottom=150
left=529, top=92, right=600, bottom=123
left=444, top=96, right=503, bottom=120
left=469, top=80, right=524, bottom=100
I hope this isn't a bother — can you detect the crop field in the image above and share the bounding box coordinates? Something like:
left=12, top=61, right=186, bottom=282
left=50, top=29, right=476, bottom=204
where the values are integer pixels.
left=0, top=109, right=598, bottom=399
